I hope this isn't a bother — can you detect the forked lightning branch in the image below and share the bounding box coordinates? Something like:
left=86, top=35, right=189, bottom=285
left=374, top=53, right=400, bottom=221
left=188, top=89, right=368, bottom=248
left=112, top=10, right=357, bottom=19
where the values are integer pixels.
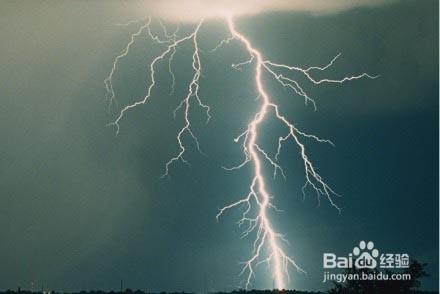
left=105, top=16, right=376, bottom=290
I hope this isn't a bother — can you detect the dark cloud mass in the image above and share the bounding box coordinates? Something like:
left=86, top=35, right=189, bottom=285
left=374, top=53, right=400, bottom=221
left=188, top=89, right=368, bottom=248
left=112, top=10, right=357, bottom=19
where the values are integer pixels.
left=0, top=0, right=437, bottom=293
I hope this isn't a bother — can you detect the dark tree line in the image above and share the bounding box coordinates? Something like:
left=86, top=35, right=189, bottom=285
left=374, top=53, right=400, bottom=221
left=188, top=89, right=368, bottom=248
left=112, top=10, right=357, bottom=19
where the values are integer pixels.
left=328, top=260, right=433, bottom=294
left=0, top=261, right=435, bottom=294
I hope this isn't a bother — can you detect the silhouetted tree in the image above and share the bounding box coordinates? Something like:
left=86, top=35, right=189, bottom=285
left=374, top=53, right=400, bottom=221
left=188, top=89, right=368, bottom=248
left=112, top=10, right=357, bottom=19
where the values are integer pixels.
left=328, top=260, right=429, bottom=294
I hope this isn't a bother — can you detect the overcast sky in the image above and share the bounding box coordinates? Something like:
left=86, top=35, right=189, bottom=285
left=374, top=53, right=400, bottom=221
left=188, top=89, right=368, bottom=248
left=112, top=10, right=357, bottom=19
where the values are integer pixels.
left=0, top=0, right=438, bottom=292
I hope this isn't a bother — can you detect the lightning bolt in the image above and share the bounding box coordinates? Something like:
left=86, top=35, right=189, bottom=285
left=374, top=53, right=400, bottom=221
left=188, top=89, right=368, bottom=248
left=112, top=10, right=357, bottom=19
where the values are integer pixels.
left=106, top=15, right=377, bottom=290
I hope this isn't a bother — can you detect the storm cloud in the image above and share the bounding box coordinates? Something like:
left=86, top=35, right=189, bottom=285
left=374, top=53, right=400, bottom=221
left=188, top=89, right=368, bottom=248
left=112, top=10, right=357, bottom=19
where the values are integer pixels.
left=143, top=0, right=396, bottom=22
left=0, top=0, right=437, bottom=292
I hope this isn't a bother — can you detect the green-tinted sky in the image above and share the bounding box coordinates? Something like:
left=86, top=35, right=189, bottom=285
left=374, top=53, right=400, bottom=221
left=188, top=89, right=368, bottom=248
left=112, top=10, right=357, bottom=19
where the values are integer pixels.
left=0, top=0, right=438, bottom=292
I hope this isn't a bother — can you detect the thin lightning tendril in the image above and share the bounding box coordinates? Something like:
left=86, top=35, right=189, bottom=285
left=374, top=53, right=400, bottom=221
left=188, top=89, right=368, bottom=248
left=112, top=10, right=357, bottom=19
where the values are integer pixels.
left=106, top=15, right=377, bottom=290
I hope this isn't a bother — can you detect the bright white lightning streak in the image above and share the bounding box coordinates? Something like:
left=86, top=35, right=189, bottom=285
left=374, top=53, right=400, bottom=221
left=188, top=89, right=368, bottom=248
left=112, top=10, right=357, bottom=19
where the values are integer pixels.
left=108, top=18, right=211, bottom=163
left=107, top=15, right=377, bottom=291
left=104, top=19, right=149, bottom=111
left=216, top=16, right=377, bottom=290
left=164, top=19, right=212, bottom=178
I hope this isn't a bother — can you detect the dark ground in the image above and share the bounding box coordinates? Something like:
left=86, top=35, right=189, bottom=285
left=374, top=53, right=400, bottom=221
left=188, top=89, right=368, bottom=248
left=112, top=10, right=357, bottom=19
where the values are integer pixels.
left=0, top=289, right=438, bottom=294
